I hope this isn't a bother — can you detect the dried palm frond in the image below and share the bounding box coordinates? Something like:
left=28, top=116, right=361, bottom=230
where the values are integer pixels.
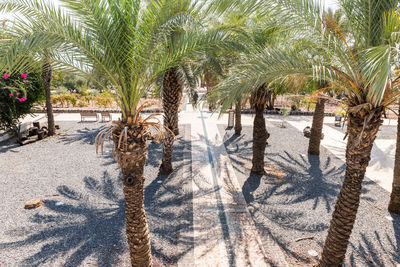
left=94, top=102, right=173, bottom=160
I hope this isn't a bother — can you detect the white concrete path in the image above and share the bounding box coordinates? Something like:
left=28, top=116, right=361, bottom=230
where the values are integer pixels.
left=285, top=116, right=395, bottom=192
left=180, top=104, right=287, bottom=266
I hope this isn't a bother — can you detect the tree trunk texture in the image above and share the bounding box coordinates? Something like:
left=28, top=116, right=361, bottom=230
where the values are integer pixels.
left=308, top=99, right=326, bottom=155
left=113, top=123, right=153, bottom=267
left=318, top=107, right=383, bottom=266
left=42, top=57, right=56, bottom=136
left=251, top=106, right=267, bottom=174
left=389, top=104, right=400, bottom=215
left=266, top=90, right=276, bottom=110
left=234, top=99, right=242, bottom=135
left=250, top=86, right=269, bottom=175
left=160, top=68, right=183, bottom=175
left=205, top=72, right=216, bottom=111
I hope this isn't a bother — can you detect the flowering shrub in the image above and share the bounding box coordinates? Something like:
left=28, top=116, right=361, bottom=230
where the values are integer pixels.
left=0, top=71, right=44, bottom=134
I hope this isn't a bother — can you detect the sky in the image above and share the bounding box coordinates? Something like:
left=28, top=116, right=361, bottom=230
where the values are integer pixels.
left=1, top=0, right=339, bottom=20
left=323, top=0, right=339, bottom=11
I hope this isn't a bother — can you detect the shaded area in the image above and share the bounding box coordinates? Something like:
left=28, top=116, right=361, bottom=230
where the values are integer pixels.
left=218, top=123, right=399, bottom=266
left=0, top=123, right=194, bottom=267
left=0, top=172, right=127, bottom=267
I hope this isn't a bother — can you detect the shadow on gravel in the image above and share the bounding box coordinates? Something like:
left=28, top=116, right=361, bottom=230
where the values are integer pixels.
left=0, top=172, right=127, bottom=267
left=348, top=217, right=400, bottom=267
left=0, top=125, right=197, bottom=267
left=59, top=125, right=109, bottom=145
left=0, top=139, right=19, bottom=154
left=220, top=124, right=394, bottom=266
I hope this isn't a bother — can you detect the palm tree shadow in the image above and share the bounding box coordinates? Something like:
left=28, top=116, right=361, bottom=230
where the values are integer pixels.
left=59, top=124, right=109, bottom=145
left=0, top=124, right=200, bottom=267
left=0, top=171, right=127, bottom=267
left=348, top=213, right=400, bottom=267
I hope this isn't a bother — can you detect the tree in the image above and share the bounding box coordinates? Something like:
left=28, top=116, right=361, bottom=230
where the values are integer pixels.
left=234, top=97, right=242, bottom=135
left=389, top=102, right=400, bottom=215
left=159, top=67, right=184, bottom=174
left=1, top=0, right=242, bottom=265
left=307, top=80, right=330, bottom=156
left=207, top=15, right=288, bottom=175
left=213, top=0, right=400, bottom=265
left=156, top=0, right=255, bottom=174
left=42, top=53, right=56, bottom=136
left=250, top=85, right=269, bottom=174
left=308, top=97, right=326, bottom=155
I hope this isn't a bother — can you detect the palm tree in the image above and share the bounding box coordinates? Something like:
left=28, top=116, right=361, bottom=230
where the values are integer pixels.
left=1, top=0, right=232, bottom=265
left=307, top=97, right=326, bottom=155
left=159, top=67, right=184, bottom=174
left=234, top=97, right=242, bottom=135
left=207, top=16, right=286, bottom=174
left=250, top=85, right=269, bottom=174
left=41, top=53, right=56, bottom=136
left=157, top=1, right=258, bottom=174
left=389, top=102, right=400, bottom=215
left=211, top=0, right=400, bottom=265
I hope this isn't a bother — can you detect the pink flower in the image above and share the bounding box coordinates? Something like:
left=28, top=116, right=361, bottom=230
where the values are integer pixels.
left=16, top=92, right=20, bottom=95
left=18, top=97, right=26, bottom=102
left=20, top=73, right=27, bottom=79
left=3, top=73, right=10, bottom=78
left=24, top=82, right=29, bottom=84
left=8, top=93, right=13, bottom=96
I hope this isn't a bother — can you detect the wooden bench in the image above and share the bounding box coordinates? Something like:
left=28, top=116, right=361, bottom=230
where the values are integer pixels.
left=101, top=112, right=111, bottom=122
left=80, top=112, right=98, bottom=122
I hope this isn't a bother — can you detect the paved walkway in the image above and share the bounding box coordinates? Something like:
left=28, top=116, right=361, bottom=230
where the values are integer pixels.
left=180, top=104, right=288, bottom=266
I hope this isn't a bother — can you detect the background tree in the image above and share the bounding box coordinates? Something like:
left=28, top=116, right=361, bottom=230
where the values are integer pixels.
left=249, top=85, right=269, bottom=174
left=234, top=97, right=242, bottom=135
left=389, top=102, right=400, bottom=215
left=208, top=16, right=290, bottom=174
left=41, top=53, right=56, bottom=136
left=156, top=0, right=256, bottom=174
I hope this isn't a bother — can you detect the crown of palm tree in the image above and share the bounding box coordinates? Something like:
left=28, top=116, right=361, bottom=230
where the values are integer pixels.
left=0, top=0, right=261, bottom=121
left=210, top=0, right=400, bottom=113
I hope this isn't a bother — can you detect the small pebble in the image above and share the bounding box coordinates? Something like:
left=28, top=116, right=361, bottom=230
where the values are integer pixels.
left=385, top=216, right=394, bottom=221
left=55, top=201, right=64, bottom=206
left=157, top=180, right=162, bottom=184
left=308, top=250, right=318, bottom=257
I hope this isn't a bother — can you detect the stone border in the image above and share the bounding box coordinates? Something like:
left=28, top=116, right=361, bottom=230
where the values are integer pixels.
left=32, top=108, right=163, bottom=113
left=240, top=109, right=336, bottom=116
left=33, top=107, right=336, bottom=117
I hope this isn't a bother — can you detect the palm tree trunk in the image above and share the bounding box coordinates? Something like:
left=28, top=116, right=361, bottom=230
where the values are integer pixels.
left=319, top=107, right=383, bottom=266
left=42, top=56, right=56, bottom=136
left=113, top=123, right=153, bottom=267
left=234, top=99, right=242, bottom=135
left=251, top=106, right=267, bottom=174
left=250, top=86, right=269, bottom=174
left=160, top=68, right=183, bottom=175
left=389, top=104, right=400, bottom=215
left=308, top=99, right=326, bottom=155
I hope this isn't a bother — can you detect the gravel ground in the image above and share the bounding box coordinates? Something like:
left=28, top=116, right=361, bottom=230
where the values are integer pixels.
left=0, top=121, right=193, bottom=267
left=218, top=118, right=400, bottom=267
